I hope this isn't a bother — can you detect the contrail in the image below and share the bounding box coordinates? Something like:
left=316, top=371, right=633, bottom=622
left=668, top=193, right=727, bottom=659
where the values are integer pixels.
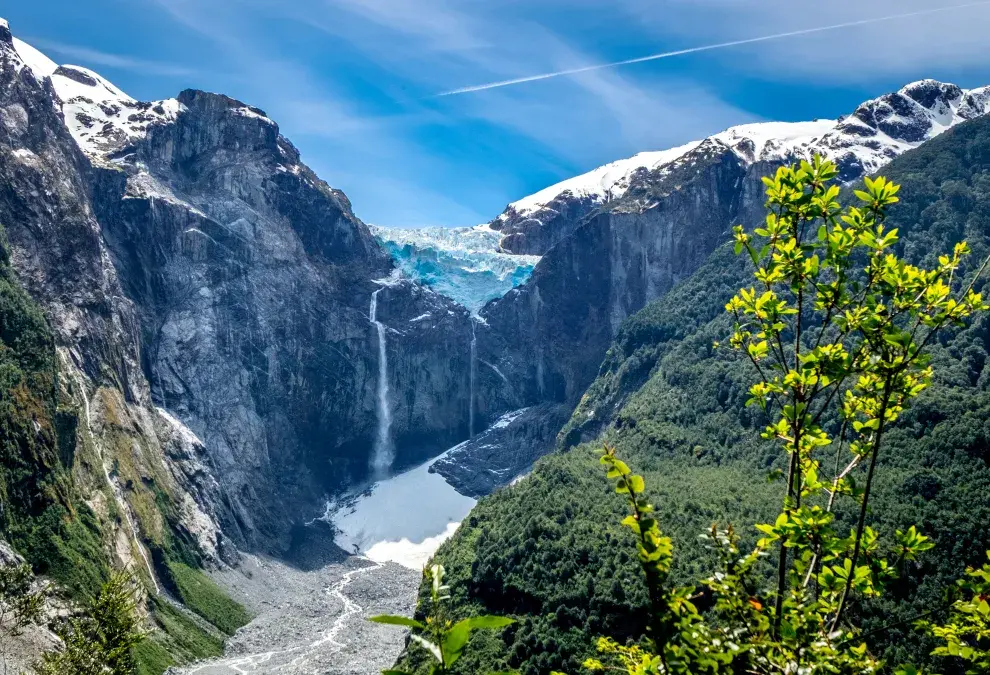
left=438, top=1, right=990, bottom=96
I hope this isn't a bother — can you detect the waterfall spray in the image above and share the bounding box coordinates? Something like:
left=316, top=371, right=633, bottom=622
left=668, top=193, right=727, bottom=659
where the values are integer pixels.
left=370, top=288, right=393, bottom=477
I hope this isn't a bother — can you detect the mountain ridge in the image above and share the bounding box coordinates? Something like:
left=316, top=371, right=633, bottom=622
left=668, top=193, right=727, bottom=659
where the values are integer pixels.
left=490, top=79, right=990, bottom=256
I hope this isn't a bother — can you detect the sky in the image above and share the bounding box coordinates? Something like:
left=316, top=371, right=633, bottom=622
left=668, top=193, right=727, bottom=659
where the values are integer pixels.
left=6, top=1, right=990, bottom=227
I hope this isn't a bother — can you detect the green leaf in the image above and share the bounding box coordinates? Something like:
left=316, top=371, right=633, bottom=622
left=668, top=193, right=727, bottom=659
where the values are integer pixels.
left=610, top=460, right=630, bottom=476
left=369, top=615, right=426, bottom=630
left=461, top=616, right=515, bottom=630
left=627, top=475, right=645, bottom=494
left=442, top=622, right=472, bottom=667
left=442, top=616, right=514, bottom=668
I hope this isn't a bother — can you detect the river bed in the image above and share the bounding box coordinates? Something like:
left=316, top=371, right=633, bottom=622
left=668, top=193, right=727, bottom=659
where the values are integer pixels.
left=173, top=450, right=474, bottom=674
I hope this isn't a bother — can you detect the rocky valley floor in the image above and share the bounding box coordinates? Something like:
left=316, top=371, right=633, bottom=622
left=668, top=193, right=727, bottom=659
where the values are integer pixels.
left=172, top=549, right=419, bottom=675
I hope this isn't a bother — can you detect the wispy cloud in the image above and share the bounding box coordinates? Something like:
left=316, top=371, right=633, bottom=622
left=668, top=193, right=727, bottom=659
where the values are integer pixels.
left=619, top=0, right=990, bottom=83
left=128, top=0, right=990, bottom=225
left=436, top=1, right=990, bottom=96
left=22, top=36, right=198, bottom=78
left=144, top=0, right=496, bottom=226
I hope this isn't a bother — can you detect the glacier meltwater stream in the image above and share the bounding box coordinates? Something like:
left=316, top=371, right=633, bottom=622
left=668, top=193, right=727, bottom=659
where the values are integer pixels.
left=176, top=447, right=481, bottom=675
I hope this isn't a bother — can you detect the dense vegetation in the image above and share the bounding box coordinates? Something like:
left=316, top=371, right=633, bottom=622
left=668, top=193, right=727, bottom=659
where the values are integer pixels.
left=0, top=222, right=109, bottom=598
left=424, top=114, right=990, bottom=674
left=164, top=560, right=251, bottom=635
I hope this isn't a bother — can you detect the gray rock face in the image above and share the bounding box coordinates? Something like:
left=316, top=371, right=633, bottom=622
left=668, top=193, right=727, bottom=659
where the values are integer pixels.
left=0, top=20, right=229, bottom=570
left=87, top=88, right=483, bottom=549
left=478, top=140, right=748, bottom=411
left=491, top=193, right=601, bottom=256
left=2, top=24, right=478, bottom=554
left=429, top=403, right=572, bottom=497
left=88, top=88, right=394, bottom=550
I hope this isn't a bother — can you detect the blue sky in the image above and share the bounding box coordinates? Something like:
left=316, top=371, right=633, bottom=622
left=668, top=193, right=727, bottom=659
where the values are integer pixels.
left=7, top=1, right=990, bottom=227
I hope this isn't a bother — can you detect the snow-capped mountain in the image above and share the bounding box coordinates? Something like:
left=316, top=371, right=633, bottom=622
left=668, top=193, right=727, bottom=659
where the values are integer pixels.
left=492, top=79, right=990, bottom=255
left=11, top=35, right=183, bottom=160
left=371, top=224, right=540, bottom=314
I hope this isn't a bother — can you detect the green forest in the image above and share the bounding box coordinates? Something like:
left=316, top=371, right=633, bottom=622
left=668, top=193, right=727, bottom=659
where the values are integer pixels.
left=410, top=113, right=990, bottom=674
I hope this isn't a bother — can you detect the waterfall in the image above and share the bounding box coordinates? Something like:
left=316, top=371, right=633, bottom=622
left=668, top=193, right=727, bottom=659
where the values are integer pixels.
left=370, top=288, right=393, bottom=477
left=469, top=318, right=477, bottom=437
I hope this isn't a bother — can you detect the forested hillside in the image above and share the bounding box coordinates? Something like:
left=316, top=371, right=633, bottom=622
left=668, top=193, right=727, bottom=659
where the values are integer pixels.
left=424, top=113, right=990, bottom=674
left=0, top=223, right=106, bottom=596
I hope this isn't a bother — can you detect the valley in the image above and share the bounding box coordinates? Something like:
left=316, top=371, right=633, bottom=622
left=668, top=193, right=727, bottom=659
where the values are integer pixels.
left=3, top=10, right=990, bottom=675
left=173, top=554, right=418, bottom=675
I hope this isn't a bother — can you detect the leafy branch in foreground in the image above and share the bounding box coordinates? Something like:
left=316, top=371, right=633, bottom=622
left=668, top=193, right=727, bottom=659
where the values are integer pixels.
left=727, top=157, right=987, bottom=645
left=370, top=564, right=513, bottom=675
left=35, top=570, right=145, bottom=675
left=923, top=553, right=990, bottom=674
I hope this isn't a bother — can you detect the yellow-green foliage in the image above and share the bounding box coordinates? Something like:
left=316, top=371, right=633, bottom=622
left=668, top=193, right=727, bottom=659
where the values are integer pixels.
left=924, top=553, right=990, bottom=674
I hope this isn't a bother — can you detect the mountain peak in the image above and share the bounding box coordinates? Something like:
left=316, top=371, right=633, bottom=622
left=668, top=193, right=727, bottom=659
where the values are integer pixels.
left=177, top=89, right=273, bottom=124
left=496, top=79, right=990, bottom=228
left=3, top=29, right=182, bottom=161
left=899, top=79, right=964, bottom=108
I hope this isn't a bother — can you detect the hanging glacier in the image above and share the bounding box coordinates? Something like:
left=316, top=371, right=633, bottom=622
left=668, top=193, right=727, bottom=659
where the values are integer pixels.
left=371, top=224, right=541, bottom=314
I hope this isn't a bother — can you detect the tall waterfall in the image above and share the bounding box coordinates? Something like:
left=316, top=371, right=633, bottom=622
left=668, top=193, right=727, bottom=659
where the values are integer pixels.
left=469, top=318, right=477, bottom=437
left=370, top=288, right=393, bottom=477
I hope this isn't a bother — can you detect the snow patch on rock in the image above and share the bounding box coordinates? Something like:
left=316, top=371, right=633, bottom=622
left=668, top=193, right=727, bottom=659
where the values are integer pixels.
left=232, top=105, right=274, bottom=124
left=8, top=36, right=183, bottom=160
left=501, top=80, right=990, bottom=221
left=51, top=64, right=183, bottom=159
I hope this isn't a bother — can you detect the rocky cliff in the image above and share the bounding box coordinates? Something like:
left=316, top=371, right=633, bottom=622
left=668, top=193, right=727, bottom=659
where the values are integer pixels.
left=1, top=22, right=478, bottom=560
left=1, top=19, right=228, bottom=574
left=476, top=80, right=990, bottom=424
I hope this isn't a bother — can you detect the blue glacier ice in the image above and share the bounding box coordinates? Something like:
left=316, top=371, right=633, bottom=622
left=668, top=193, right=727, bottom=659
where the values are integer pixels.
left=371, top=225, right=540, bottom=314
